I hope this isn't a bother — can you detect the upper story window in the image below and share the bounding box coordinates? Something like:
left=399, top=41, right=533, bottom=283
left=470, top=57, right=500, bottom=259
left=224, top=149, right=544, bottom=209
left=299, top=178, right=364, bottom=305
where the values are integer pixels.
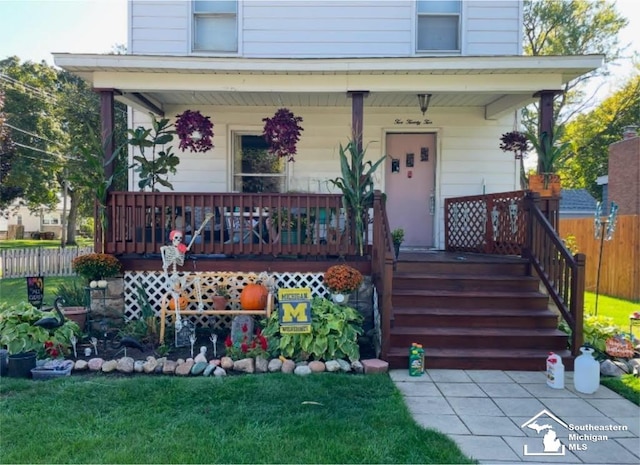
left=416, top=0, right=461, bottom=52
left=193, top=0, right=238, bottom=53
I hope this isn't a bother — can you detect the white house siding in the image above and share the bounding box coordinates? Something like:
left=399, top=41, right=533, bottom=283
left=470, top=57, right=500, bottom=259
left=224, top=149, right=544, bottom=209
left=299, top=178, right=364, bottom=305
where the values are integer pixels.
left=129, top=0, right=521, bottom=58
left=463, top=1, right=522, bottom=55
left=130, top=105, right=515, bottom=248
left=130, top=1, right=190, bottom=55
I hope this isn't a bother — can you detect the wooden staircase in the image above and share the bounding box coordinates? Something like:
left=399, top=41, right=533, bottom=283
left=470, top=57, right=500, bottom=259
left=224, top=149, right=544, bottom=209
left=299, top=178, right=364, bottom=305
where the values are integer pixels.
left=386, top=252, right=572, bottom=371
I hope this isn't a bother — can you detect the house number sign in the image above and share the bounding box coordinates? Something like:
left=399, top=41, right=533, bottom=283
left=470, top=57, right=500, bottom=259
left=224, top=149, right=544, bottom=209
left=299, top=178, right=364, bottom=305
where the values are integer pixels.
left=394, top=118, right=433, bottom=126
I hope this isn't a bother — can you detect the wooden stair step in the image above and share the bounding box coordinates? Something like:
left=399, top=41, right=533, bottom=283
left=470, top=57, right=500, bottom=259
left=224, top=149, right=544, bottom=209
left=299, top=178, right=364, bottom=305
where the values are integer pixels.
left=386, top=347, right=574, bottom=371
left=392, top=307, right=559, bottom=328
left=393, top=273, right=540, bottom=292
left=392, top=289, right=549, bottom=309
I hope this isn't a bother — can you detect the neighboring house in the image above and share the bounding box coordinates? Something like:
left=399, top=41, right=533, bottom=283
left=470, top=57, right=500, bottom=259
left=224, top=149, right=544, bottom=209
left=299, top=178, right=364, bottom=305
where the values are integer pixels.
left=607, top=133, right=640, bottom=215
left=0, top=197, right=65, bottom=240
left=54, top=0, right=603, bottom=250
left=559, top=189, right=597, bottom=219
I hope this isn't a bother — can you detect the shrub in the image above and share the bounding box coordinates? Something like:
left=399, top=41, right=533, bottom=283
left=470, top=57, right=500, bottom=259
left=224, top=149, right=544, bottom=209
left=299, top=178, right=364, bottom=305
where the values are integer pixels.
left=72, top=253, right=122, bottom=282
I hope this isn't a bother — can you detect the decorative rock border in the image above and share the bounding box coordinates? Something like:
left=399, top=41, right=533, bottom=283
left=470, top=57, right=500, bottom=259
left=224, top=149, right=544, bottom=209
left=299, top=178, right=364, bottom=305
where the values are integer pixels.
left=69, top=357, right=388, bottom=377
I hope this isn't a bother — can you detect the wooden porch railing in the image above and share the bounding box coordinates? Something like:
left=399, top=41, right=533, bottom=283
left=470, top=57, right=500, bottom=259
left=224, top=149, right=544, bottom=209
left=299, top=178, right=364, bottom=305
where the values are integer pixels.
left=523, top=192, right=585, bottom=356
left=99, top=192, right=360, bottom=258
left=444, top=190, right=585, bottom=355
left=371, top=191, right=395, bottom=359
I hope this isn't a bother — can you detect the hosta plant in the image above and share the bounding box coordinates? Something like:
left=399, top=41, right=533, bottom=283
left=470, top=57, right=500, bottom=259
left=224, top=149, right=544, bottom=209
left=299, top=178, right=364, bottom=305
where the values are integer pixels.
left=262, top=297, right=363, bottom=362
left=0, top=302, right=79, bottom=356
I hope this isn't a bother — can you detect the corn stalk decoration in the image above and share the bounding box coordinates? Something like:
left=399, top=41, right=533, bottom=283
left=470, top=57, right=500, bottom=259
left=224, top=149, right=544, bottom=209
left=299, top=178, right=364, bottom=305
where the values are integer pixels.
left=329, top=140, right=386, bottom=256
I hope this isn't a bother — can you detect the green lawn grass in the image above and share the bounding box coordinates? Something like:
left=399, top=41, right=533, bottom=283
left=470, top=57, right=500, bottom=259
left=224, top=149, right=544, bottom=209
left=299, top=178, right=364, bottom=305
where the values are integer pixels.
left=601, top=374, right=640, bottom=406
left=0, top=276, right=81, bottom=307
left=584, top=292, right=640, bottom=338
left=0, top=239, right=93, bottom=250
left=0, top=374, right=475, bottom=464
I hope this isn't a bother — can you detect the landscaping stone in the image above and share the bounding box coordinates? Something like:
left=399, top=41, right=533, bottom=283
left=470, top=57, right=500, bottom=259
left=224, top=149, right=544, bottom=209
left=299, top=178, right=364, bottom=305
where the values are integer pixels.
left=116, top=357, right=134, bottom=373
left=325, top=360, right=341, bottom=372
left=308, top=361, right=325, bottom=373
left=191, top=362, right=207, bottom=375
left=234, top=358, right=255, bottom=374
left=282, top=359, right=295, bottom=373
left=213, top=366, right=226, bottom=377
left=203, top=364, right=215, bottom=376
left=102, top=360, right=117, bottom=373
left=361, top=358, right=389, bottom=374
left=255, top=356, right=268, bottom=373
left=220, top=356, right=234, bottom=370
left=294, top=365, right=312, bottom=376
left=143, top=357, right=158, bottom=373
left=88, top=358, right=104, bottom=371
left=134, top=360, right=144, bottom=373
left=600, top=359, right=627, bottom=377
left=337, top=359, right=351, bottom=372
left=162, top=360, right=177, bottom=374
left=351, top=360, right=364, bottom=374
left=175, top=360, right=194, bottom=376
left=268, top=358, right=283, bottom=372
left=74, top=360, right=88, bottom=371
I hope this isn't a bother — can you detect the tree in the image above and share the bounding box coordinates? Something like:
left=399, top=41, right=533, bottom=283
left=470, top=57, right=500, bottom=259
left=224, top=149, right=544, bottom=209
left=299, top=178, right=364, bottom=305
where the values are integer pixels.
left=522, top=0, right=628, bottom=129
left=0, top=57, right=64, bottom=212
left=560, top=72, right=640, bottom=200
left=0, top=90, right=21, bottom=209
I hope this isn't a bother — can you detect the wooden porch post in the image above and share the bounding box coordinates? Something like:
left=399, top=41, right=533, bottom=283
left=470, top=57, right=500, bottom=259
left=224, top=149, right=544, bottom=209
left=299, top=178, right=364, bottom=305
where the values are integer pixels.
left=98, top=89, right=115, bottom=182
left=347, top=91, right=368, bottom=152
left=533, top=90, right=561, bottom=173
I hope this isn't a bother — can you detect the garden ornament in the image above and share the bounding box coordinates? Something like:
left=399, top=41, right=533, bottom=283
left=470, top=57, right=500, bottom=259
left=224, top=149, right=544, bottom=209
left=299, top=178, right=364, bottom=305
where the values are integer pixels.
left=209, top=333, right=218, bottom=358
left=91, top=337, right=99, bottom=356
left=160, top=214, right=214, bottom=331
left=33, top=297, right=65, bottom=332
left=194, top=346, right=207, bottom=364
left=70, top=335, right=78, bottom=358
left=189, top=333, right=197, bottom=359
left=112, top=336, right=145, bottom=358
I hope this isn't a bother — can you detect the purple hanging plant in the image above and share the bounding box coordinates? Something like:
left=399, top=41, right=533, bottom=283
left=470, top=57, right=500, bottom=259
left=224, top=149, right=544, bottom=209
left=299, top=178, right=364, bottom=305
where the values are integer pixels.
left=175, top=110, right=214, bottom=153
left=262, top=108, right=304, bottom=162
left=499, top=131, right=530, bottom=159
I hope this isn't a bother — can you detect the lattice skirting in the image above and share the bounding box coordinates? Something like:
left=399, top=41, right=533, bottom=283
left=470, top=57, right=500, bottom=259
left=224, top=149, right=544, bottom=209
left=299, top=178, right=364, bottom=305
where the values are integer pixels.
left=124, top=271, right=334, bottom=331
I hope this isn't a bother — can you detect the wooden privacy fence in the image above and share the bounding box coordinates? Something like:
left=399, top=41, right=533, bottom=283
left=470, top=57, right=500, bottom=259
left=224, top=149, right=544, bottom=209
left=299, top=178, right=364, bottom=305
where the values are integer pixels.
left=0, top=246, right=93, bottom=279
left=559, top=215, right=639, bottom=301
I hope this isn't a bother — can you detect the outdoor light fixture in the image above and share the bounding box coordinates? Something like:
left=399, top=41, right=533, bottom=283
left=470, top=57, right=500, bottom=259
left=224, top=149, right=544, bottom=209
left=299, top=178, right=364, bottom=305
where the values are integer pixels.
left=417, top=93, right=433, bottom=116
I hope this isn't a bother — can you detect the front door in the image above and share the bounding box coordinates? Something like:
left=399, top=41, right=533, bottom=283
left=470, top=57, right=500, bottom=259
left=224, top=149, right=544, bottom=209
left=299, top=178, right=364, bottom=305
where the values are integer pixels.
left=385, top=133, right=436, bottom=248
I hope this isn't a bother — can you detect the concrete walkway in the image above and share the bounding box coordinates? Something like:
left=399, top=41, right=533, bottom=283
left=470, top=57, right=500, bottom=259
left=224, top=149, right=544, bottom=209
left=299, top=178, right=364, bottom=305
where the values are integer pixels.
left=389, top=369, right=639, bottom=464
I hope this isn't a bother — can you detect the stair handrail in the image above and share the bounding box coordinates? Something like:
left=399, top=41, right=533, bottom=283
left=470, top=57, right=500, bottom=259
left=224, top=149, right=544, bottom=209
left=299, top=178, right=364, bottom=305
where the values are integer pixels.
left=523, top=192, right=586, bottom=355
left=371, top=191, right=395, bottom=359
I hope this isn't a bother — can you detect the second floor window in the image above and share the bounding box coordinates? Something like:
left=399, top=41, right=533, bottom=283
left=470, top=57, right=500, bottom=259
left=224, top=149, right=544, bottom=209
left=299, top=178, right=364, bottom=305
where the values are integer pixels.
left=193, top=0, right=238, bottom=53
left=417, top=0, right=461, bottom=52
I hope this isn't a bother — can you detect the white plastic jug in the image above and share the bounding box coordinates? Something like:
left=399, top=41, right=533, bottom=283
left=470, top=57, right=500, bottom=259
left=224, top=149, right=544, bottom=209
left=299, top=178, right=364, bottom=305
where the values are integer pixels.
left=546, top=352, right=564, bottom=389
left=574, top=346, right=600, bottom=394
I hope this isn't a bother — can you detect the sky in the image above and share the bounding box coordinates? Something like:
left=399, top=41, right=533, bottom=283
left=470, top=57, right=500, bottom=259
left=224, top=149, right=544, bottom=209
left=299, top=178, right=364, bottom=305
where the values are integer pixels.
left=0, top=0, right=638, bottom=103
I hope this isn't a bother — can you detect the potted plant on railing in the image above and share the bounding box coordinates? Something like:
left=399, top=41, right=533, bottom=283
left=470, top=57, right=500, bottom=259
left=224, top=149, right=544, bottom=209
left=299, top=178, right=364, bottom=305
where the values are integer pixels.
left=391, top=228, right=404, bottom=259
left=329, top=138, right=386, bottom=256
left=271, top=208, right=308, bottom=245
left=526, top=127, right=571, bottom=197
left=212, top=282, right=230, bottom=311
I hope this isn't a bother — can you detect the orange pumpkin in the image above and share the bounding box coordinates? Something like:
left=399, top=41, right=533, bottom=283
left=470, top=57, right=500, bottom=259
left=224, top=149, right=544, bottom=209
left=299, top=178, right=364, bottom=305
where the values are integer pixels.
left=240, top=283, right=268, bottom=310
left=168, top=295, right=188, bottom=311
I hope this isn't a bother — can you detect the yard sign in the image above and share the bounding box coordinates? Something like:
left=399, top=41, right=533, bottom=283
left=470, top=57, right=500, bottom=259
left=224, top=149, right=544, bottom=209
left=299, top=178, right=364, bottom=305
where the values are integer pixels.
left=277, top=288, right=312, bottom=333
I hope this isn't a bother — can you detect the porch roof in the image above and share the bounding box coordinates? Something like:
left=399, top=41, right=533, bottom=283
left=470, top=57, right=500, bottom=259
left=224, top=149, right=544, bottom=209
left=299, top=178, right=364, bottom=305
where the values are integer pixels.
left=53, top=53, right=603, bottom=119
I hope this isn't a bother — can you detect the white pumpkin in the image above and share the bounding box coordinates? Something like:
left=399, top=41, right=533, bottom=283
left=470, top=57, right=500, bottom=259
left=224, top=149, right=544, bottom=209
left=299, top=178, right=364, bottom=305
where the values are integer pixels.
left=89, top=280, right=98, bottom=289
left=97, top=280, right=108, bottom=289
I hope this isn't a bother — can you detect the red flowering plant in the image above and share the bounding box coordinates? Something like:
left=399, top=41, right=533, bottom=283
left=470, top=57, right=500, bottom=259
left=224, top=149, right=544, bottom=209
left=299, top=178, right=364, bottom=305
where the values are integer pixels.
left=43, top=340, right=65, bottom=359
left=175, top=110, right=214, bottom=153
left=224, top=324, right=269, bottom=359
left=323, top=264, right=363, bottom=294
left=262, top=108, right=304, bottom=162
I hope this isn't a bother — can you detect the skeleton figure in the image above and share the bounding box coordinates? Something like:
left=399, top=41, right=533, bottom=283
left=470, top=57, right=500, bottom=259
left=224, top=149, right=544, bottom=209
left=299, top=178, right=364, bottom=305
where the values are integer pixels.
left=160, top=214, right=213, bottom=332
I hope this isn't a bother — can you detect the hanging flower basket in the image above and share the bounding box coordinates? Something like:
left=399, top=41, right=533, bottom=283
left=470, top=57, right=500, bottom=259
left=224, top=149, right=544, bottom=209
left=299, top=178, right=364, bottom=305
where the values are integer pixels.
left=262, top=108, right=304, bottom=162
left=175, top=110, right=214, bottom=153
left=499, top=131, right=530, bottom=160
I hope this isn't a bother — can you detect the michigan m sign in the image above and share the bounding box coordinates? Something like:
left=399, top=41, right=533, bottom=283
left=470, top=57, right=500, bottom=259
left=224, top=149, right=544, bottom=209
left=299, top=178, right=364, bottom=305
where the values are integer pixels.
left=278, top=288, right=312, bottom=333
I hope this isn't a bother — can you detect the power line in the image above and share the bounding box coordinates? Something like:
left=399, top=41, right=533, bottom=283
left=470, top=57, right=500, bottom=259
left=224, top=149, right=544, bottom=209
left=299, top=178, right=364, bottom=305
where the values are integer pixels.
left=4, top=123, right=64, bottom=147
left=13, top=141, right=63, bottom=159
